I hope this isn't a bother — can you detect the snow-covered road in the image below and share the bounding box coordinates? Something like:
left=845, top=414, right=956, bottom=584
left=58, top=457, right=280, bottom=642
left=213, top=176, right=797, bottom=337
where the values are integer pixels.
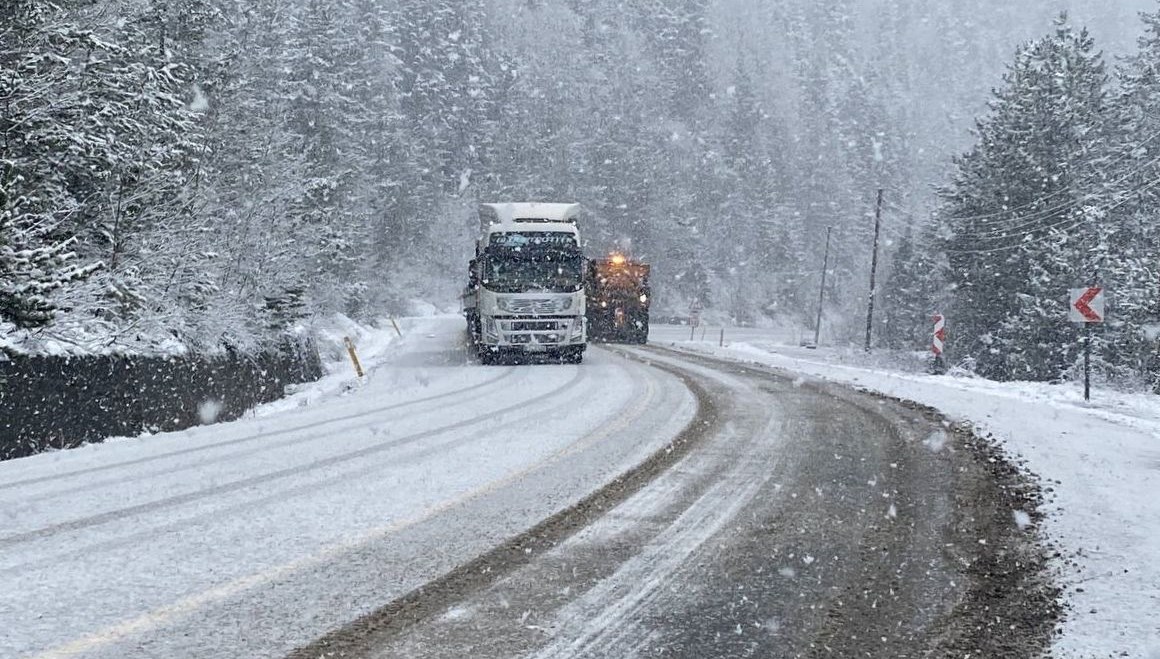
left=651, top=324, right=1160, bottom=658
left=6, top=318, right=1143, bottom=658
left=0, top=317, right=695, bottom=658
left=341, top=344, right=1053, bottom=658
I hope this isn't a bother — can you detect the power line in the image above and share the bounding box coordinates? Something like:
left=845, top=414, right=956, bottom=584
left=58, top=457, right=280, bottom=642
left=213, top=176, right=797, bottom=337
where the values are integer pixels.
left=880, top=149, right=1160, bottom=245
left=940, top=176, right=1160, bottom=246
left=934, top=148, right=1160, bottom=234
left=864, top=158, right=1160, bottom=254
left=873, top=174, right=1160, bottom=256
left=939, top=175, right=1160, bottom=255
left=932, top=122, right=1160, bottom=225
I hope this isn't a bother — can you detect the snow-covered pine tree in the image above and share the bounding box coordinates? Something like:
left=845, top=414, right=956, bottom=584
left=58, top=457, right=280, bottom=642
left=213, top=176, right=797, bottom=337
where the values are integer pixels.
left=2, top=0, right=211, bottom=348
left=631, top=0, right=733, bottom=314
left=632, top=0, right=712, bottom=124
left=880, top=227, right=943, bottom=350
left=188, top=0, right=304, bottom=344
left=385, top=0, right=506, bottom=301
left=392, top=0, right=496, bottom=196
left=84, top=13, right=208, bottom=334
left=939, top=15, right=1110, bottom=381
left=340, top=0, right=413, bottom=316
left=0, top=168, right=98, bottom=330
left=713, top=57, right=791, bottom=324
left=136, top=0, right=220, bottom=56
left=0, top=1, right=103, bottom=331
left=780, top=0, right=874, bottom=336
left=279, top=0, right=370, bottom=316
left=363, top=0, right=472, bottom=274
left=1107, top=6, right=1160, bottom=390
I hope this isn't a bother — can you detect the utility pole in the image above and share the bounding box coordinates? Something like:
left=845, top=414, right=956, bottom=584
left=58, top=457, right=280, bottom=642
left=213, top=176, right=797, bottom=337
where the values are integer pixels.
left=814, top=226, right=833, bottom=347
left=864, top=188, right=884, bottom=352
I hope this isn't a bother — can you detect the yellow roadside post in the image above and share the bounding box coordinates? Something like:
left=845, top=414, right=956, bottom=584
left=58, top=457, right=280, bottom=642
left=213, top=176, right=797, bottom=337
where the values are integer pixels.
left=343, top=336, right=364, bottom=378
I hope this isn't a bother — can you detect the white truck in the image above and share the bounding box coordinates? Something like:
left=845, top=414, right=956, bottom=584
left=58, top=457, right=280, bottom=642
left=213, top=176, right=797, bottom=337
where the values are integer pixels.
left=463, top=203, right=588, bottom=364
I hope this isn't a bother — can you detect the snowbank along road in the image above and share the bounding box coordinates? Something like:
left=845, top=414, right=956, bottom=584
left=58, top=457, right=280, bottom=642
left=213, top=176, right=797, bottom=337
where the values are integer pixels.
left=0, top=317, right=1057, bottom=658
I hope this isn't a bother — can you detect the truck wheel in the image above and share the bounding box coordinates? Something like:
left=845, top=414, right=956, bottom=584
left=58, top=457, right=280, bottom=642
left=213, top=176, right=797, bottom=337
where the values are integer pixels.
left=466, top=313, right=481, bottom=348
left=478, top=348, right=499, bottom=365
left=565, top=347, right=584, bottom=364
left=632, top=314, right=649, bottom=344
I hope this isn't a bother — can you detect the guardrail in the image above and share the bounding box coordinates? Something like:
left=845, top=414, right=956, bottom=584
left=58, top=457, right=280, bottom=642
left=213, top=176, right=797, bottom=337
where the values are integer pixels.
left=0, top=339, right=323, bottom=461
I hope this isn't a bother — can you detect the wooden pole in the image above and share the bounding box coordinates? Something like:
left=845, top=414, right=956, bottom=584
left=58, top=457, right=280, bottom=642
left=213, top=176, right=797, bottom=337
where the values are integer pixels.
left=865, top=188, right=884, bottom=352
left=814, top=227, right=833, bottom=347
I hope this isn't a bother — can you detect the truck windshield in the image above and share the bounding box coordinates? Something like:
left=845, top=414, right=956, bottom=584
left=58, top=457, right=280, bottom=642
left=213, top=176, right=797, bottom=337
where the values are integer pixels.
left=489, top=232, right=578, bottom=249
left=482, top=253, right=584, bottom=293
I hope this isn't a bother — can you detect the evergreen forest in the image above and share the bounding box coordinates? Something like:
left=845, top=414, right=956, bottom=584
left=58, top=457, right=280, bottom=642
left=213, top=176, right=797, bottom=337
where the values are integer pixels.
left=2, top=0, right=1158, bottom=389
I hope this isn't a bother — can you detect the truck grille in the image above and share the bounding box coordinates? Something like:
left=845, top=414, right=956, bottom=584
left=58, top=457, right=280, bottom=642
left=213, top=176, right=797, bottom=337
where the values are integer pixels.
left=496, top=317, right=577, bottom=346
left=505, top=298, right=562, bottom=314
left=507, top=320, right=565, bottom=332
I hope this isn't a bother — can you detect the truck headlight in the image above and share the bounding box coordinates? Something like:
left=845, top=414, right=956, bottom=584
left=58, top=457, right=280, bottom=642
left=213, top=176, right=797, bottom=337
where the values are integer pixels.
left=484, top=317, right=500, bottom=340
left=495, top=297, right=513, bottom=313
left=570, top=319, right=585, bottom=340
left=639, top=294, right=648, bottom=304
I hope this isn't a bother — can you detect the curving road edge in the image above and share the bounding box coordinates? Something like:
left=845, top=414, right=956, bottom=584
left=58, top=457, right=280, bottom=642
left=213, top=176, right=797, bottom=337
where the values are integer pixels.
left=298, top=345, right=1061, bottom=659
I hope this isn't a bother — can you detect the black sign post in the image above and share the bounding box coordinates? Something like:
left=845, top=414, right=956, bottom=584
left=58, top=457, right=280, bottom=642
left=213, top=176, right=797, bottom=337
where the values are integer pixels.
left=1069, top=287, right=1106, bottom=402
left=1084, top=323, right=1092, bottom=402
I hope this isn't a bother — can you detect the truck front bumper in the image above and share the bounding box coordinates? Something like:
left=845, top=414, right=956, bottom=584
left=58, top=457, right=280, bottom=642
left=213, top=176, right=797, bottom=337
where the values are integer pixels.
left=482, top=316, right=586, bottom=349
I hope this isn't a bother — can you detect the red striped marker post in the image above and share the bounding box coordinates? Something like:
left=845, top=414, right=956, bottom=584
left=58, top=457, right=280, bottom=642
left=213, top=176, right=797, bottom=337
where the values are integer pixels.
left=931, top=314, right=947, bottom=374
left=1069, top=287, right=1106, bottom=401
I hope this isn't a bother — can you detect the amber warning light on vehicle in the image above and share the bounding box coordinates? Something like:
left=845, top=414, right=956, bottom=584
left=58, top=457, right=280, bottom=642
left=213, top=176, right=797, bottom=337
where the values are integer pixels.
left=610, top=253, right=627, bottom=266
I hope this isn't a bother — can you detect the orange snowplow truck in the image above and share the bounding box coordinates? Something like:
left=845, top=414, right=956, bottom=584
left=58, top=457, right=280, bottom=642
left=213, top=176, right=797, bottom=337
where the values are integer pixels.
left=586, top=253, right=650, bottom=344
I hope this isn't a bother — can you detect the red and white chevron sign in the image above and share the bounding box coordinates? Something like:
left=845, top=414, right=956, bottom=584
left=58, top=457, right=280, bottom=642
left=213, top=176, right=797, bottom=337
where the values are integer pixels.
left=932, top=314, right=946, bottom=356
left=1069, top=287, right=1105, bottom=324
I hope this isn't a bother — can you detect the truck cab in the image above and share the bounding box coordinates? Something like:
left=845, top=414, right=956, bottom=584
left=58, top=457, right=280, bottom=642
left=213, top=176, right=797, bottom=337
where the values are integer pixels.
left=464, top=203, right=588, bottom=364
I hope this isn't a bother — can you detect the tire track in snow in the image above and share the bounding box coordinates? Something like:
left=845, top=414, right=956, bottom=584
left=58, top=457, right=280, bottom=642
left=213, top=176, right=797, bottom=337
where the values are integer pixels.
left=286, top=348, right=718, bottom=659
left=0, top=358, right=649, bottom=574
left=26, top=355, right=673, bottom=659
left=0, top=365, right=586, bottom=549
left=0, top=364, right=520, bottom=492
left=528, top=404, right=783, bottom=659
left=521, top=347, right=788, bottom=659
left=7, top=365, right=526, bottom=504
